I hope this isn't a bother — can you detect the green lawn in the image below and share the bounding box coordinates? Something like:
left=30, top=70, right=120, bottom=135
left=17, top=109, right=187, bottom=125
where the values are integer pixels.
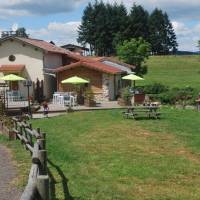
left=2, top=55, right=200, bottom=199
left=143, top=55, right=200, bottom=90
left=28, top=108, right=200, bottom=200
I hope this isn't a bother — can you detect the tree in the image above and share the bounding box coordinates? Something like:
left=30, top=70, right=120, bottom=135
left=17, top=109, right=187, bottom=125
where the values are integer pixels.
left=77, top=2, right=96, bottom=55
left=78, top=2, right=177, bottom=56
left=164, top=13, right=178, bottom=54
left=16, top=27, right=29, bottom=38
left=92, top=0, right=108, bottom=56
left=110, top=3, right=129, bottom=53
left=126, top=4, right=149, bottom=41
left=149, top=8, right=178, bottom=55
left=116, top=38, right=150, bottom=75
left=77, top=1, right=128, bottom=56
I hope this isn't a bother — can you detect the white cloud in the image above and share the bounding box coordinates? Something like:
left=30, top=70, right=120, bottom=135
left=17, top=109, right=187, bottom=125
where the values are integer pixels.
left=0, top=0, right=87, bottom=16
left=0, top=0, right=200, bottom=20
left=172, top=21, right=200, bottom=51
left=27, top=21, right=81, bottom=46
left=172, top=21, right=190, bottom=37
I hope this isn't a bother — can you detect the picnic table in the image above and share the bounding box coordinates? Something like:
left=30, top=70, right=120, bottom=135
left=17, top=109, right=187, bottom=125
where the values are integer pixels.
left=123, top=105, right=161, bottom=119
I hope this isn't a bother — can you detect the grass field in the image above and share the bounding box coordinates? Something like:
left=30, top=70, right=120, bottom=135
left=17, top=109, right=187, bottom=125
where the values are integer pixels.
left=1, top=55, right=200, bottom=199
left=29, top=108, right=200, bottom=200
left=143, top=55, right=200, bottom=90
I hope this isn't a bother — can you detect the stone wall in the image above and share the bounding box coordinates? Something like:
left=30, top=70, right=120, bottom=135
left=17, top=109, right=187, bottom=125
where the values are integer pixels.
left=102, top=73, right=110, bottom=101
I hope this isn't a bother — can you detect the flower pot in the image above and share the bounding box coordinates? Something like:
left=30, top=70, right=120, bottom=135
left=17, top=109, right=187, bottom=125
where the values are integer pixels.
left=117, top=97, right=130, bottom=106
left=84, top=99, right=96, bottom=107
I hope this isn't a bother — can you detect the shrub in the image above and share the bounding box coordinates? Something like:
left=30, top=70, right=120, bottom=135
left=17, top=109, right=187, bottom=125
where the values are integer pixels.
left=143, top=82, right=169, bottom=94
left=150, top=86, right=197, bottom=106
left=84, top=88, right=95, bottom=101
left=120, top=87, right=132, bottom=104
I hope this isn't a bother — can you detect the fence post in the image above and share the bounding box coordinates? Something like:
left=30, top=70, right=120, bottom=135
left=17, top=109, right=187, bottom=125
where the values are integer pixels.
left=37, top=139, right=46, bottom=150
left=37, top=128, right=41, bottom=134
left=9, top=130, right=17, bottom=140
left=36, top=175, right=49, bottom=200
left=38, top=149, right=47, bottom=175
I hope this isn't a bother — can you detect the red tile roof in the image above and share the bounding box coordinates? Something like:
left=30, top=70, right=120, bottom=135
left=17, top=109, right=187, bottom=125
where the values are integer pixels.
left=47, top=60, right=123, bottom=74
left=82, top=61, right=122, bottom=74
left=82, top=56, right=135, bottom=69
left=15, top=37, right=82, bottom=60
left=0, top=64, right=25, bottom=72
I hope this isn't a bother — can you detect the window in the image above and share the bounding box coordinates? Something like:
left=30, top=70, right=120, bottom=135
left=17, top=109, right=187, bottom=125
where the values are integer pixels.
left=8, top=55, right=16, bottom=62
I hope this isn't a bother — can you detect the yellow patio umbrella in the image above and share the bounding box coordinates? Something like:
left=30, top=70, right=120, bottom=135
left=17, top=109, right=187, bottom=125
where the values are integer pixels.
left=122, top=74, right=144, bottom=88
left=61, top=76, right=89, bottom=84
left=0, top=74, right=26, bottom=109
left=0, top=74, right=26, bottom=81
left=61, top=76, right=89, bottom=105
left=0, top=74, right=26, bottom=89
left=122, top=74, right=144, bottom=105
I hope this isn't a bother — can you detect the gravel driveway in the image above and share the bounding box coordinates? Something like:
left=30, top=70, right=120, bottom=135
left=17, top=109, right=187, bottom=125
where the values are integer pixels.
left=0, top=145, right=22, bottom=200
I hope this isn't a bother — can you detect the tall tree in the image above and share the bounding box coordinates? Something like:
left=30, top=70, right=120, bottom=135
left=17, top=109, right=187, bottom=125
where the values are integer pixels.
left=126, top=4, right=149, bottom=41
left=78, top=2, right=177, bottom=56
left=92, top=0, right=108, bottom=56
left=77, top=2, right=96, bottom=55
left=116, top=38, right=150, bottom=75
left=164, top=13, right=178, bottom=54
left=149, top=8, right=178, bottom=55
left=149, top=8, right=166, bottom=54
left=111, top=3, right=129, bottom=53
left=78, top=1, right=128, bottom=56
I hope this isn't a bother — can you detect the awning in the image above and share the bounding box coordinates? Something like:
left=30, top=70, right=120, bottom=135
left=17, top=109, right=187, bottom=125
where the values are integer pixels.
left=0, top=65, right=25, bottom=73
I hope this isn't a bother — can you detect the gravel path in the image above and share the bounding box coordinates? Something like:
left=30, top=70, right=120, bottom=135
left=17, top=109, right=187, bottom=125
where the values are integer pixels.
left=0, top=145, right=22, bottom=200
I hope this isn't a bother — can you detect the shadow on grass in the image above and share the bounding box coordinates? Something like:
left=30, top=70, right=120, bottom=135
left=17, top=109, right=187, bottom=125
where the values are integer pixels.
left=47, top=159, right=81, bottom=200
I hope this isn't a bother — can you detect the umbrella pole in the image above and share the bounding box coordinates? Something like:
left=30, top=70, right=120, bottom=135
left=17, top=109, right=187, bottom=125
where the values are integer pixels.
left=133, top=80, right=136, bottom=106
left=7, top=81, right=9, bottom=111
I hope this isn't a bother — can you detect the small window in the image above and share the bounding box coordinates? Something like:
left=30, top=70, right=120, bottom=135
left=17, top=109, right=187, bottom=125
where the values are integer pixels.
left=9, top=55, right=16, bottom=62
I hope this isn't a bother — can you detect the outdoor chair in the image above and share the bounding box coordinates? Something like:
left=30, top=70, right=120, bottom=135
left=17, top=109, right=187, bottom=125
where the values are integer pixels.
left=64, top=95, right=76, bottom=107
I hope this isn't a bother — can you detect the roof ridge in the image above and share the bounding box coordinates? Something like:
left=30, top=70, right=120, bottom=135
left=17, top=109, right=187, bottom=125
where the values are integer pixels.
left=16, top=37, right=43, bottom=42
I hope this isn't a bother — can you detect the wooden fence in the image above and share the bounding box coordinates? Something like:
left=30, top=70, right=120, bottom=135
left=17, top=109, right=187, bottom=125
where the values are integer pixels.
left=1, top=117, right=50, bottom=200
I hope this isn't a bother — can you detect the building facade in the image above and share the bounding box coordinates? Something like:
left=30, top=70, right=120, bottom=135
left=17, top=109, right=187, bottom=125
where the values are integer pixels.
left=0, top=37, right=134, bottom=101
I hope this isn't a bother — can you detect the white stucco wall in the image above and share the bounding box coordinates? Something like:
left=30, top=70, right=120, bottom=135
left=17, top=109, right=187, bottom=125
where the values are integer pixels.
left=0, top=39, right=44, bottom=97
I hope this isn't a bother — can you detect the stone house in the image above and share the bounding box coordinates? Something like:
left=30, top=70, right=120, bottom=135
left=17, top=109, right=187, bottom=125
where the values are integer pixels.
left=46, top=56, right=134, bottom=101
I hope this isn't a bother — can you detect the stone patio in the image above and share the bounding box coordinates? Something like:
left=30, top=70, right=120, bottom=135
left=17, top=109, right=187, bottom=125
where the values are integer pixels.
left=32, top=101, right=127, bottom=119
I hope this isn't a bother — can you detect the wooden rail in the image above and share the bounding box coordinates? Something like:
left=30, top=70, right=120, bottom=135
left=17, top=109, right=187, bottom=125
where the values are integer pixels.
left=5, top=117, right=50, bottom=200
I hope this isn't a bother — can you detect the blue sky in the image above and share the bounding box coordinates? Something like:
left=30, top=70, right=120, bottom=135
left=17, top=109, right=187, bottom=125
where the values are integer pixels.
left=0, top=0, right=200, bottom=51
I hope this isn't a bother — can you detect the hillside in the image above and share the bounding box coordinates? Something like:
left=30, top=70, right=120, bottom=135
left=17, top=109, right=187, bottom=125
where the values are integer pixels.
left=143, top=55, right=200, bottom=91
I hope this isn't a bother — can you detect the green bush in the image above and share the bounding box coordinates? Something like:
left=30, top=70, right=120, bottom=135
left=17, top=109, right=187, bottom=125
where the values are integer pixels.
left=120, top=87, right=132, bottom=104
left=150, top=86, right=197, bottom=105
left=143, top=82, right=169, bottom=94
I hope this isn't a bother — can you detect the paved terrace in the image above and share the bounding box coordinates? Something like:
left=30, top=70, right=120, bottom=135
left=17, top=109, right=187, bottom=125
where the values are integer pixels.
left=33, top=101, right=127, bottom=119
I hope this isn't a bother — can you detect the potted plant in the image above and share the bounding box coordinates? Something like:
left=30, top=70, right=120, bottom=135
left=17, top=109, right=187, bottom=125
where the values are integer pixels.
left=118, top=87, right=132, bottom=106
left=84, top=88, right=96, bottom=107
